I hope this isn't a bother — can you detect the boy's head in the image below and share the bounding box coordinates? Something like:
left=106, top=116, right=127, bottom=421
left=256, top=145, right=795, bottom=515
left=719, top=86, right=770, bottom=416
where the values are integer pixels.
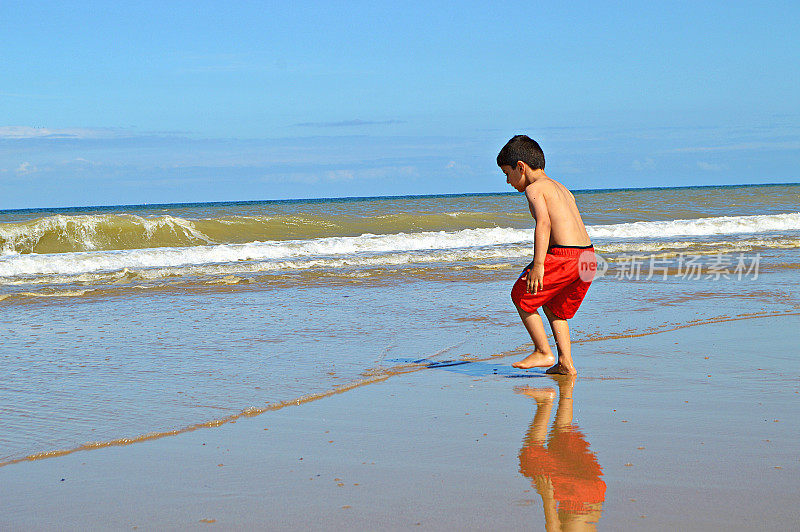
left=497, top=135, right=545, bottom=171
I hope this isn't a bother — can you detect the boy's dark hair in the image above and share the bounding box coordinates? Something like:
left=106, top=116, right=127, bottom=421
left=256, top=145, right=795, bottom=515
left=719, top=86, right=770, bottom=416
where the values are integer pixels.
left=497, top=135, right=545, bottom=170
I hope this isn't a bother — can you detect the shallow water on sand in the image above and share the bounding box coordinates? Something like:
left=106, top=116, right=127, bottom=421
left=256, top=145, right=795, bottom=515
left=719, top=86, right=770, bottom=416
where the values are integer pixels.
left=1, top=184, right=798, bottom=465
left=2, top=313, right=798, bottom=530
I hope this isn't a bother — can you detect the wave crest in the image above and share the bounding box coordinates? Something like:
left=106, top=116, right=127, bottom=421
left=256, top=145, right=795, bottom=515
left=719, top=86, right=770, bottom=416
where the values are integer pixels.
left=2, top=210, right=797, bottom=255
left=0, top=214, right=212, bottom=254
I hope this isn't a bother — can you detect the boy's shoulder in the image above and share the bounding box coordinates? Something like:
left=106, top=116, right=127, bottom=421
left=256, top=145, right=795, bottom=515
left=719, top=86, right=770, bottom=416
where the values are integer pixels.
left=525, top=177, right=572, bottom=200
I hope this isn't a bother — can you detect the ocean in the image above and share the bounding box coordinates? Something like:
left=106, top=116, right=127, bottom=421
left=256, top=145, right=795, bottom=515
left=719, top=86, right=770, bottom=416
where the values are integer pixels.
left=1, top=183, right=799, bottom=466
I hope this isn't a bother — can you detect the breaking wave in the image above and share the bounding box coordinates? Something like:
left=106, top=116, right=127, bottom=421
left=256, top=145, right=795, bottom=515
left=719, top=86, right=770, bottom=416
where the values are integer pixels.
left=588, top=212, right=800, bottom=239
left=1, top=211, right=798, bottom=255
left=0, top=211, right=797, bottom=289
left=0, top=211, right=526, bottom=254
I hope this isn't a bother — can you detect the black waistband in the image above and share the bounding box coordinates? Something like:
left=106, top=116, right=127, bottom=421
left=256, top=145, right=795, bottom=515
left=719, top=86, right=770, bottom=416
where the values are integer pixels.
left=549, top=244, right=594, bottom=249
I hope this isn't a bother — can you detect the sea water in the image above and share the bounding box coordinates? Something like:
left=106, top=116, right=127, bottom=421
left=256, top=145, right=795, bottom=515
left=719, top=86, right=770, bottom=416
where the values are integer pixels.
left=1, top=184, right=798, bottom=464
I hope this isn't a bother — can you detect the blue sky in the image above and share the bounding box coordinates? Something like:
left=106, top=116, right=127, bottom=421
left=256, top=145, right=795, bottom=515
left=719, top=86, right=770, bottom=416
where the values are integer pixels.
left=1, top=1, right=798, bottom=208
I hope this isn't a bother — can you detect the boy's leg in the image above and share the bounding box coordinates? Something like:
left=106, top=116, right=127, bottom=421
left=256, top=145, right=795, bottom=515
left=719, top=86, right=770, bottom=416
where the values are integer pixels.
left=512, top=305, right=557, bottom=369
left=551, top=374, right=576, bottom=427
left=542, top=305, right=577, bottom=375
left=514, top=385, right=555, bottom=444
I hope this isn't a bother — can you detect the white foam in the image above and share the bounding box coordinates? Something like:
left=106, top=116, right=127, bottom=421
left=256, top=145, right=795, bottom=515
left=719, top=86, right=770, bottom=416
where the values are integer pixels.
left=588, top=212, right=800, bottom=239
left=1, top=212, right=798, bottom=282
left=597, top=237, right=800, bottom=253
left=0, top=229, right=533, bottom=280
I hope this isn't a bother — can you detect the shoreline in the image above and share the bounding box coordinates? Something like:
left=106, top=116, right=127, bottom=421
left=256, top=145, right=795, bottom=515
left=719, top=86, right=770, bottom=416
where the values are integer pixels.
left=2, top=313, right=798, bottom=529
left=3, top=309, right=797, bottom=471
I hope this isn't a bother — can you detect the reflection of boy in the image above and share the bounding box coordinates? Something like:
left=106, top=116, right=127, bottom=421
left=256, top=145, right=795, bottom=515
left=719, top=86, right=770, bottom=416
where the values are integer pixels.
left=520, top=428, right=606, bottom=516
left=517, top=379, right=605, bottom=528
left=498, top=135, right=596, bottom=375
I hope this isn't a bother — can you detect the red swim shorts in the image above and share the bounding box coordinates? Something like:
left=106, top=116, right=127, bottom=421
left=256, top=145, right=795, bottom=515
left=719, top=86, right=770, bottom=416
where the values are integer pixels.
left=511, top=245, right=596, bottom=319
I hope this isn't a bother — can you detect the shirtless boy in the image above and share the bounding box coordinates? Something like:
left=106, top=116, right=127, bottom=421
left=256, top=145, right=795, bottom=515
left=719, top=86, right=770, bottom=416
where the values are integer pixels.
left=497, top=135, right=596, bottom=375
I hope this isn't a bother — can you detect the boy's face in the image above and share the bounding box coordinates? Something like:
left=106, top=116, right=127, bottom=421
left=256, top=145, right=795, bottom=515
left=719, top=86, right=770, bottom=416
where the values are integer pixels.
left=501, top=164, right=527, bottom=192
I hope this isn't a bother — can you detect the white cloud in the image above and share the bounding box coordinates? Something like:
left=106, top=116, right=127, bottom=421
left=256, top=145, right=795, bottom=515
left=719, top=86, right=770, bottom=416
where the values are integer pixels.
left=326, top=166, right=418, bottom=182
left=669, top=141, right=800, bottom=153
left=15, top=161, right=36, bottom=175
left=559, top=160, right=584, bottom=174
left=263, top=165, right=418, bottom=185
left=445, top=160, right=473, bottom=173
left=632, top=158, right=655, bottom=171
left=0, top=126, right=135, bottom=139
left=326, top=169, right=355, bottom=181
left=294, top=119, right=405, bottom=128
left=66, top=157, right=102, bottom=167
left=697, top=161, right=724, bottom=171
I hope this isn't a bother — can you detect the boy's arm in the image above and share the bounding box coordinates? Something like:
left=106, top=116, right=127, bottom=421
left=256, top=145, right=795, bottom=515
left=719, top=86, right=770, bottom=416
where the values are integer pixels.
left=526, top=186, right=551, bottom=294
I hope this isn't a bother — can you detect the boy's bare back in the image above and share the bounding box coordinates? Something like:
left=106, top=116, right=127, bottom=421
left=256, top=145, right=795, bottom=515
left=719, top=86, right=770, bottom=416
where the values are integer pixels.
left=524, top=176, right=591, bottom=248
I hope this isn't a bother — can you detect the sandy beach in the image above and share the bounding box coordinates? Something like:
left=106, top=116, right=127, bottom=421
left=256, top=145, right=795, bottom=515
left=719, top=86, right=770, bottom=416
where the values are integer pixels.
left=2, top=186, right=799, bottom=530
left=2, top=311, right=798, bottom=530
left=4, top=1, right=799, bottom=528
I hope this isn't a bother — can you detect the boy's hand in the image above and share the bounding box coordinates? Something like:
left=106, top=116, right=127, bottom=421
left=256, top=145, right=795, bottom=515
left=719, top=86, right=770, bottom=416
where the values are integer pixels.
left=527, top=263, right=545, bottom=294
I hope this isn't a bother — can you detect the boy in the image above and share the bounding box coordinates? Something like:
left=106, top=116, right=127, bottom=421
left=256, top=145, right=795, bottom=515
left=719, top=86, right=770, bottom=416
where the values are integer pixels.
left=497, top=135, right=595, bottom=375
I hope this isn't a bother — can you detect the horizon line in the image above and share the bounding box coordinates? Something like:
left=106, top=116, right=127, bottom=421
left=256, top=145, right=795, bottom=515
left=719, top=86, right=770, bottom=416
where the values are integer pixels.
left=2, top=180, right=799, bottom=214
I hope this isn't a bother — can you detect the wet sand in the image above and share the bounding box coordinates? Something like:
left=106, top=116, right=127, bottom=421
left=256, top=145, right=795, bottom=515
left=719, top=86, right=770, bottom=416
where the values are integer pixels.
left=1, top=314, right=798, bottom=530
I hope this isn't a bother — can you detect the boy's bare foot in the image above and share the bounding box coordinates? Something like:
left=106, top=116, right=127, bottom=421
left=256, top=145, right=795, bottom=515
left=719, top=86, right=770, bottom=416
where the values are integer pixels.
left=514, top=385, right=556, bottom=401
left=512, top=350, right=556, bottom=369
left=545, top=362, right=577, bottom=375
